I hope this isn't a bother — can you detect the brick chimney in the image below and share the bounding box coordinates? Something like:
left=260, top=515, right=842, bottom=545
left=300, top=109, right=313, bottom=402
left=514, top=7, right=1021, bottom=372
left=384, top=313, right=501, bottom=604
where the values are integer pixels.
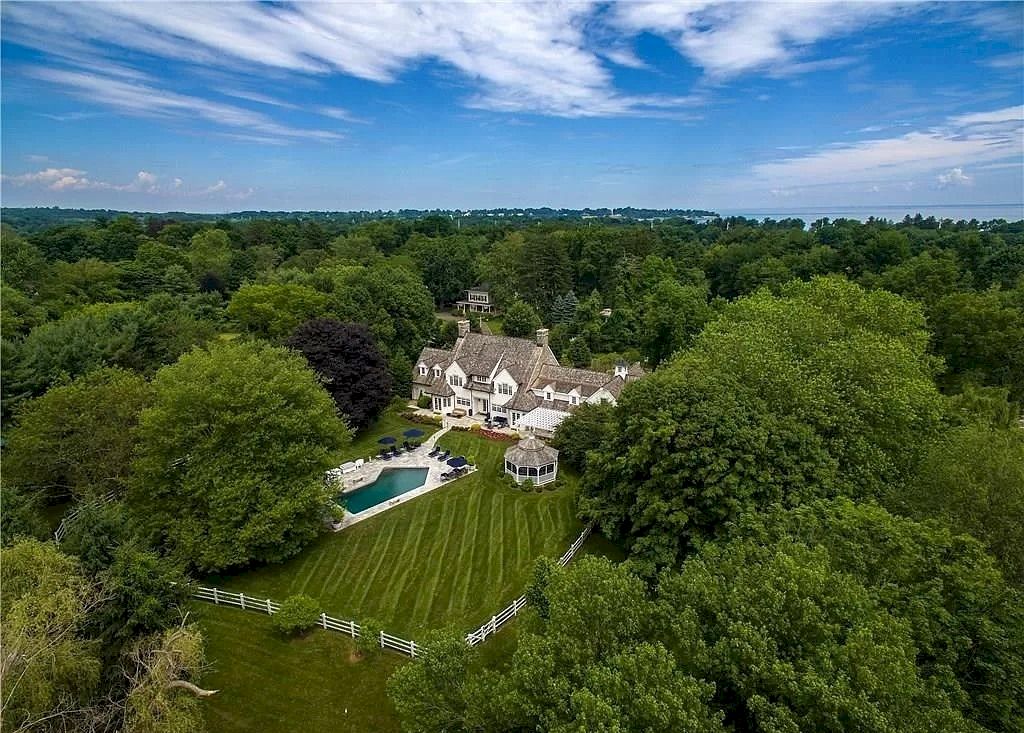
left=536, top=328, right=549, bottom=347
left=457, top=319, right=471, bottom=338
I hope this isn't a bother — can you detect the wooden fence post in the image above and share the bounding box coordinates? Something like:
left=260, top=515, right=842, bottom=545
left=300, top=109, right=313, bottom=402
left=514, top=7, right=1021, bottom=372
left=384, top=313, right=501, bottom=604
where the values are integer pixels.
left=379, top=630, right=385, bottom=650
left=212, top=587, right=219, bottom=605
left=266, top=598, right=272, bottom=614
left=321, top=613, right=327, bottom=629
left=240, top=593, right=246, bottom=610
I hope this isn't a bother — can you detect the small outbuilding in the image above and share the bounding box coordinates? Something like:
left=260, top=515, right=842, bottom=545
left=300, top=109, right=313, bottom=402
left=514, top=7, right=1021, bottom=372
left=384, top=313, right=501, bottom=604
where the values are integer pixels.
left=504, top=435, right=559, bottom=486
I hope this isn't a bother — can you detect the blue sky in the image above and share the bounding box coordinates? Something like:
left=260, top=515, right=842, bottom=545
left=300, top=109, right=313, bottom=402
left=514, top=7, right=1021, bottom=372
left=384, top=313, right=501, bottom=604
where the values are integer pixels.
left=1, top=1, right=1022, bottom=213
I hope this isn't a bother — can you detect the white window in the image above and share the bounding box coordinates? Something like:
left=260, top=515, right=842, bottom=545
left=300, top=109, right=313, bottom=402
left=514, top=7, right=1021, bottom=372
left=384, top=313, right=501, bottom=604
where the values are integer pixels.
left=449, top=375, right=463, bottom=387
left=473, top=375, right=489, bottom=384
left=419, top=366, right=427, bottom=376
left=434, top=367, right=442, bottom=378
left=496, top=382, right=513, bottom=396
left=456, top=397, right=471, bottom=407
left=570, top=395, right=578, bottom=405
left=544, top=391, right=552, bottom=401
left=494, top=405, right=506, bottom=414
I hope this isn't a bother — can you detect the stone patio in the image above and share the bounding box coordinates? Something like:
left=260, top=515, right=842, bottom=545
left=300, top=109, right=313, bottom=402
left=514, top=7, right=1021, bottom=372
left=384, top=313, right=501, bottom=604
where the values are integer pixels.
left=330, top=427, right=478, bottom=530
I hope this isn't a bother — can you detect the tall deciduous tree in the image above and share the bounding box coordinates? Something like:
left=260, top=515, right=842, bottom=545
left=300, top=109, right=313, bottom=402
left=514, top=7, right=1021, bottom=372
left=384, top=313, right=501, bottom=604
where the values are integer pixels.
left=286, top=319, right=393, bottom=430
left=501, top=300, right=542, bottom=337
left=129, top=341, right=351, bottom=571
left=227, top=283, right=331, bottom=341
left=640, top=279, right=712, bottom=366
left=4, top=367, right=153, bottom=500
left=581, top=277, right=946, bottom=571
left=0, top=540, right=102, bottom=731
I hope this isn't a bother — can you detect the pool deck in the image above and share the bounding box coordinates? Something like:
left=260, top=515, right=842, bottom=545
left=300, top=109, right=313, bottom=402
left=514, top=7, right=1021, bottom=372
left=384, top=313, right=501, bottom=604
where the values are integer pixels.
left=331, top=428, right=476, bottom=530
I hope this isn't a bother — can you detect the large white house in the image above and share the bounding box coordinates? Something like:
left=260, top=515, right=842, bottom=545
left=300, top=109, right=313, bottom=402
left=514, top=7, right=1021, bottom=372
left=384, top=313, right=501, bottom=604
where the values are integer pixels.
left=412, top=321, right=644, bottom=436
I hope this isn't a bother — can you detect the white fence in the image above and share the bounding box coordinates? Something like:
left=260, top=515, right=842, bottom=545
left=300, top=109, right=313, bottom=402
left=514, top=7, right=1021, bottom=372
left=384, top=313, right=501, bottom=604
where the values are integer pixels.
left=53, top=492, right=116, bottom=543
left=192, top=585, right=419, bottom=658
left=192, top=522, right=593, bottom=656
left=465, top=523, right=592, bottom=646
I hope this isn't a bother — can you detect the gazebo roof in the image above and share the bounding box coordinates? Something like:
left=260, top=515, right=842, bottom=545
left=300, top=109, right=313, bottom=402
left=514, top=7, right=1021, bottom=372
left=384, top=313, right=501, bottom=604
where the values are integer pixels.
left=504, top=435, right=559, bottom=467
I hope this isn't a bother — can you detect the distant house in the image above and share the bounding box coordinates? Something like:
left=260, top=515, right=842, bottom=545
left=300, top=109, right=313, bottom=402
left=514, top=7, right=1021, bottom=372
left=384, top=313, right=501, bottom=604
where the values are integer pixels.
left=454, top=284, right=496, bottom=314
left=412, top=321, right=645, bottom=436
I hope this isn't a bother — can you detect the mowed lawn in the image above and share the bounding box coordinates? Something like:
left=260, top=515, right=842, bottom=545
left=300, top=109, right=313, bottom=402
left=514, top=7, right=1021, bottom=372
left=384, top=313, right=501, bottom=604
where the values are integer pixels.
left=194, top=604, right=404, bottom=733
left=209, top=431, right=585, bottom=637
left=337, top=402, right=440, bottom=464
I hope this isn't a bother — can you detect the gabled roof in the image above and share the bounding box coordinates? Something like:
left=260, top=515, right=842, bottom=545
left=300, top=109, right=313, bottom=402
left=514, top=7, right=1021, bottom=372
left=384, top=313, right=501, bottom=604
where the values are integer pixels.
left=450, top=333, right=554, bottom=382
left=531, top=363, right=616, bottom=397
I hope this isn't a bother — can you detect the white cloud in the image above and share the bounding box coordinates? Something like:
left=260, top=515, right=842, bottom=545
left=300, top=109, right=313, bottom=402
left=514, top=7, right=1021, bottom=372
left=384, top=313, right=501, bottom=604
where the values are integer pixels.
left=749, top=106, right=1023, bottom=189
left=3, top=1, right=704, bottom=118
left=25, top=67, right=344, bottom=143
left=1, top=166, right=246, bottom=199
left=613, top=2, right=902, bottom=78
left=937, top=167, right=972, bottom=187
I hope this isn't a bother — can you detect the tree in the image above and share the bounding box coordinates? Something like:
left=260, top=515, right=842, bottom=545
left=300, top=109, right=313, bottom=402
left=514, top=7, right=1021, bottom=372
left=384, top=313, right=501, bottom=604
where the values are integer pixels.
left=0, top=485, right=49, bottom=545
left=286, top=319, right=393, bottom=429
left=0, top=540, right=102, bottom=732
left=899, top=423, right=1024, bottom=585
left=550, top=291, right=578, bottom=325
left=36, top=258, right=125, bottom=316
left=227, top=283, right=331, bottom=341
left=581, top=277, right=946, bottom=572
left=121, top=623, right=210, bottom=733
left=187, top=228, right=232, bottom=284
left=502, top=299, right=542, bottom=338
left=514, top=231, right=572, bottom=318
left=640, top=279, right=712, bottom=366
left=550, top=401, right=616, bottom=472
left=660, top=537, right=976, bottom=733
left=271, top=595, right=321, bottom=636
left=731, top=499, right=1024, bottom=732
left=4, top=367, right=153, bottom=500
left=129, top=341, right=351, bottom=571
left=4, top=303, right=141, bottom=403
left=929, top=287, right=1024, bottom=400
left=387, top=629, right=481, bottom=733
left=406, top=234, right=479, bottom=306
left=563, top=336, right=592, bottom=368
left=356, top=617, right=384, bottom=658
left=91, top=546, right=192, bottom=656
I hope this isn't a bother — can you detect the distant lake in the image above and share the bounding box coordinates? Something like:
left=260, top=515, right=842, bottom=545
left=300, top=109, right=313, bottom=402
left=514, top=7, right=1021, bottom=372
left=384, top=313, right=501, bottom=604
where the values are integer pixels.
left=716, top=203, right=1024, bottom=224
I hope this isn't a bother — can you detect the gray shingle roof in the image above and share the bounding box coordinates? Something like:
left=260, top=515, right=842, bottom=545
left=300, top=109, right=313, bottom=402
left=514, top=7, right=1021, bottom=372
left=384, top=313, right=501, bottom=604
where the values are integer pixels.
left=504, top=435, right=559, bottom=467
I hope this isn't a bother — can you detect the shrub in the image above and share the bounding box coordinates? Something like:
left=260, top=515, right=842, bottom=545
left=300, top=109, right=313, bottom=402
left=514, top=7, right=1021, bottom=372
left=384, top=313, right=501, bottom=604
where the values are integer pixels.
left=400, top=411, right=443, bottom=426
left=535, top=486, right=543, bottom=493
left=357, top=617, right=384, bottom=658
left=469, top=423, right=481, bottom=432
left=272, top=594, right=321, bottom=636
left=521, top=479, right=535, bottom=493
left=416, top=394, right=431, bottom=409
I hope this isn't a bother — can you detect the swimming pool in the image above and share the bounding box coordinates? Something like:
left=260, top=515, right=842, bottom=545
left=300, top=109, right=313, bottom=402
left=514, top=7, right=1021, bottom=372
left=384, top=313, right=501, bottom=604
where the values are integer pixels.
left=339, top=467, right=429, bottom=514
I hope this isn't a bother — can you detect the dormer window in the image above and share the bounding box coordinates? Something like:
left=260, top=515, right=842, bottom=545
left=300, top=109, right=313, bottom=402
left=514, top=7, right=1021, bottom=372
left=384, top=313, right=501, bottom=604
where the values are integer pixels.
left=544, top=391, right=552, bottom=401
left=433, top=367, right=441, bottom=378
left=419, top=365, right=428, bottom=376
left=570, top=395, right=578, bottom=405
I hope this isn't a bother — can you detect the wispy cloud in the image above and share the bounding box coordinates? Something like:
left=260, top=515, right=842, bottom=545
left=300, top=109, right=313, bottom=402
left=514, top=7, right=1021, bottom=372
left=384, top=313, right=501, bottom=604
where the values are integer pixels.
left=749, top=106, right=1023, bottom=189
left=25, top=67, right=343, bottom=143
left=613, top=2, right=904, bottom=79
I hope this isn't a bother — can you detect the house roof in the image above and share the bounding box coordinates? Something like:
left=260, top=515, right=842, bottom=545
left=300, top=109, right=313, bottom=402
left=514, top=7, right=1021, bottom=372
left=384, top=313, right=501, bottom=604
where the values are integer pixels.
left=504, top=435, right=559, bottom=467
left=449, top=332, right=555, bottom=382
left=509, top=389, right=541, bottom=411
left=532, top=363, right=614, bottom=397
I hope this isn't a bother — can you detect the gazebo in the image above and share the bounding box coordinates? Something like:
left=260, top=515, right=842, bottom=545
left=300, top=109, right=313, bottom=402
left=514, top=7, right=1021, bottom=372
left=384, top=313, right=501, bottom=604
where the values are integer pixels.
left=504, top=435, right=559, bottom=486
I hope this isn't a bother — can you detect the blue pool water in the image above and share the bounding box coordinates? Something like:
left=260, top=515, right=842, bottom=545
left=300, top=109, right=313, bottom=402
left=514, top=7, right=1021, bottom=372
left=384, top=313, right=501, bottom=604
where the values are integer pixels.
left=340, top=467, right=429, bottom=514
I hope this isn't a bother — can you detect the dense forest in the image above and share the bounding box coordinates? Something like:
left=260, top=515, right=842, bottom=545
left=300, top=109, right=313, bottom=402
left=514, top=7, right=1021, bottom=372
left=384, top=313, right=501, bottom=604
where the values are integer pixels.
left=2, top=210, right=1022, bottom=732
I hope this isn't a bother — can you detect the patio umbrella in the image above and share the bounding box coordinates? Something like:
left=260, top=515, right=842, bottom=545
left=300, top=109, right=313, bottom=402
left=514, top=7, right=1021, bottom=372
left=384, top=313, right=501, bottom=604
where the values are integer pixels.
left=447, top=456, right=468, bottom=468
left=378, top=436, right=396, bottom=444
left=403, top=428, right=425, bottom=438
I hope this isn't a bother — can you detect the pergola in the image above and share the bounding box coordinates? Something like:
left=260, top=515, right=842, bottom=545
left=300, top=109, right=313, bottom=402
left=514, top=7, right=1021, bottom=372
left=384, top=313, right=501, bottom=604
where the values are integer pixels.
left=504, top=435, right=559, bottom=486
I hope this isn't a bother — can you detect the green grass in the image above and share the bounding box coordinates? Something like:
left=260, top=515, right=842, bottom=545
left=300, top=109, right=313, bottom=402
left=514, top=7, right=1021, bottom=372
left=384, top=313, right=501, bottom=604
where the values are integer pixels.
left=483, top=317, right=504, bottom=335
left=209, top=431, right=584, bottom=636
left=337, top=402, right=440, bottom=464
left=195, top=603, right=404, bottom=733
